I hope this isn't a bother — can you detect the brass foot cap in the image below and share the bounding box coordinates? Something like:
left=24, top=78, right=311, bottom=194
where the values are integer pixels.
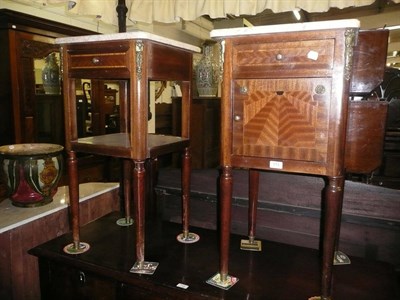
left=63, top=242, right=90, bottom=255
left=206, top=273, right=239, bottom=290
left=177, top=232, right=200, bottom=244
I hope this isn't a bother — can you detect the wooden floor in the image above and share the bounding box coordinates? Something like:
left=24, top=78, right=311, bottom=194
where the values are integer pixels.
left=30, top=212, right=399, bottom=300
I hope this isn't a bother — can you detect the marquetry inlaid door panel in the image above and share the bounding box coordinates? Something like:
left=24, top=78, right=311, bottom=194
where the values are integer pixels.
left=232, top=78, right=331, bottom=163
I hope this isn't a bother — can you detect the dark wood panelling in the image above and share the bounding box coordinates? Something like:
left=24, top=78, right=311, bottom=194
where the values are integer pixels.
left=156, top=168, right=400, bottom=266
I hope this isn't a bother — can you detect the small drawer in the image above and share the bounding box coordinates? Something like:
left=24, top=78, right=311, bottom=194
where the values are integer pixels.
left=66, top=41, right=132, bottom=77
left=232, top=39, right=334, bottom=78
left=69, top=51, right=129, bottom=70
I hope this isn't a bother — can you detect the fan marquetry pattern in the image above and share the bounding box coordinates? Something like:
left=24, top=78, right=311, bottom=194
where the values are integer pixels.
left=233, top=79, right=330, bottom=162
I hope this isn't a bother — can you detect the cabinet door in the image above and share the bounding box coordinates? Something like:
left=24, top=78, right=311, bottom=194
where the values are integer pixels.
left=40, top=261, right=118, bottom=300
left=232, top=78, right=331, bottom=165
left=35, top=94, right=64, bottom=144
left=11, top=30, right=61, bottom=143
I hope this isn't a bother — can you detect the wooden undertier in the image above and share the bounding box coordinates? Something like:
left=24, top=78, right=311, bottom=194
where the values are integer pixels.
left=156, top=168, right=400, bottom=267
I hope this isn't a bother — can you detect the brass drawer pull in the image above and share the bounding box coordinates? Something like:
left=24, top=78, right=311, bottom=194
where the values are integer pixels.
left=234, top=115, right=241, bottom=121
left=276, top=53, right=284, bottom=61
left=92, top=57, right=100, bottom=64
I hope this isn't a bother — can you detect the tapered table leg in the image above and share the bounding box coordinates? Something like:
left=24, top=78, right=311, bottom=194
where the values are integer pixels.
left=130, top=160, right=158, bottom=274
left=320, top=176, right=345, bottom=299
left=332, top=176, right=350, bottom=265
left=207, top=166, right=238, bottom=289
left=241, top=169, right=262, bottom=251
left=63, top=150, right=90, bottom=254
left=116, top=159, right=133, bottom=226
left=177, top=147, right=199, bottom=244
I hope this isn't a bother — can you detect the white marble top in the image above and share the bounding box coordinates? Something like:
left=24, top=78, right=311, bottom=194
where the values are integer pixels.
left=0, top=182, right=119, bottom=234
left=210, top=19, right=360, bottom=38
left=56, top=31, right=201, bottom=53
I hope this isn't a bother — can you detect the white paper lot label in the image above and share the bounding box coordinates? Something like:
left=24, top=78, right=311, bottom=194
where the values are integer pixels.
left=269, top=161, right=283, bottom=169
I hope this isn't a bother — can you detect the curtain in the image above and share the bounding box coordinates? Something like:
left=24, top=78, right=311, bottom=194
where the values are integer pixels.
left=12, top=0, right=400, bottom=25
left=128, top=0, right=379, bottom=23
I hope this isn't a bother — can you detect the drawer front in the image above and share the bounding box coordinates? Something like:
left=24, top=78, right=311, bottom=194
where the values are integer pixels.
left=69, top=51, right=129, bottom=70
left=41, top=262, right=118, bottom=300
left=232, top=39, right=334, bottom=78
left=66, top=42, right=131, bottom=77
left=232, top=78, right=332, bottom=164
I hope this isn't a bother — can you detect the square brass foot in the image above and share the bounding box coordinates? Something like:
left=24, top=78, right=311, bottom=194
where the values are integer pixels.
left=130, top=261, right=159, bottom=275
left=206, top=273, right=239, bottom=290
left=240, top=239, right=262, bottom=251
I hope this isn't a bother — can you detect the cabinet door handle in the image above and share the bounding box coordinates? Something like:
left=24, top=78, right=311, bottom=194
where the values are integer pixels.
left=234, top=115, right=241, bottom=121
left=92, top=57, right=100, bottom=64
left=79, top=271, right=86, bottom=286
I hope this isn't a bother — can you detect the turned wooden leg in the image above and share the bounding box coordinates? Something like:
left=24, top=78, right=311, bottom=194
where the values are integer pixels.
left=248, top=169, right=259, bottom=241
left=123, top=159, right=132, bottom=220
left=240, top=169, right=262, bottom=251
left=220, top=166, right=233, bottom=281
left=321, top=176, right=344, bottom=299
left=181, top=147, right=190, bottom=235
left=134, top=160, right=146, bottom=264
left=332, top=176, right=350, bottom=266
left=63, top=150, right=89, bottom=254
left=130, top=159, right=159, bottom=274
left=206, top=166, right=237, bottom=289
left=333, top=176, right=345, bottom=251
left=177, top=147, right=199, bottom=243
left=68, top=150, right=80, bottom=248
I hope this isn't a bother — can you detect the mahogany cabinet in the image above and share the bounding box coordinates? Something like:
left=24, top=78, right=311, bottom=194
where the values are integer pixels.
left=0, top=9, right=93, bottom=146
left=0, top=10, right=98, bottom=197
left=210, top=20, right=360, bottom=299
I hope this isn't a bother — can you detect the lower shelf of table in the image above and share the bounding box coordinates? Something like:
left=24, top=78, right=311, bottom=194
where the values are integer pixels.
left=29, top=212, right=399, bottom=300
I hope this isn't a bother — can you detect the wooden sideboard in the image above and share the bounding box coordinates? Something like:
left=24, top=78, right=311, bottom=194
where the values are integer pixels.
left=0, top=183, right=119, bottom=300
